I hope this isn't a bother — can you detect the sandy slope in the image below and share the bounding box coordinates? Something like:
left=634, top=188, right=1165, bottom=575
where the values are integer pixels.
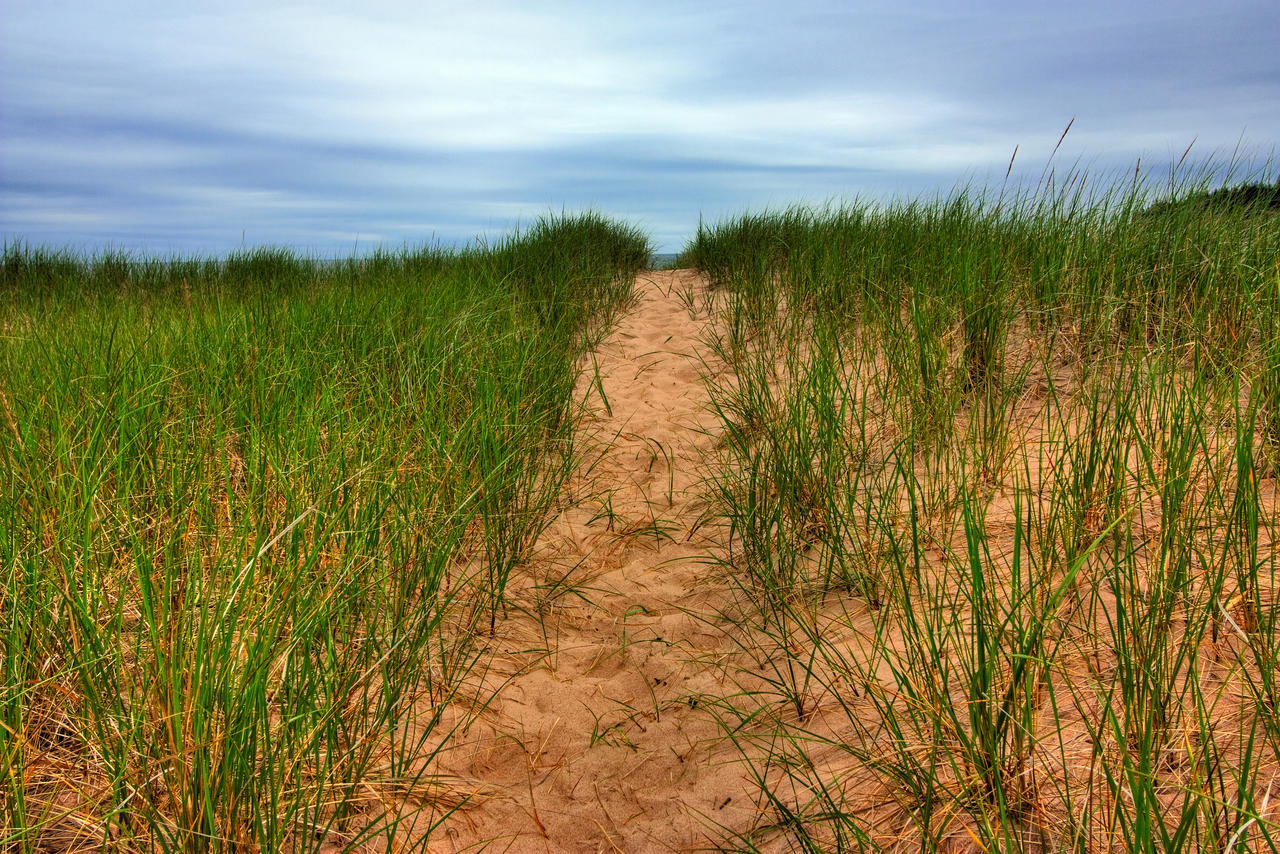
left=431, top=270, right=758, bottom=852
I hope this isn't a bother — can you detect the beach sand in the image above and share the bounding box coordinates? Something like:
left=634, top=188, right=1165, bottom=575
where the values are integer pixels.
left=427, top=270, right=768, bottom=852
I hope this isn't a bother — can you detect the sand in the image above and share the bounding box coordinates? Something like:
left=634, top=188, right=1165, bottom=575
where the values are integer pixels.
left=420, top=263, right=1280, bottom=853
left=430, top=270, right=762, bottom=852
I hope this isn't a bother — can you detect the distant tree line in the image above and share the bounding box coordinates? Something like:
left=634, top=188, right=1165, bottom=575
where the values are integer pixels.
left=1142, top=179, right=1280, bottom=218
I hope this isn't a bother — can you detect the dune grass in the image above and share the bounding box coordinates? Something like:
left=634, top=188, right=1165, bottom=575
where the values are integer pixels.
left=9, top=169, right=1280, bottom=851
left=0, top=213, right=649, bottom=852
left=688, top=173, right=1280, bottom=851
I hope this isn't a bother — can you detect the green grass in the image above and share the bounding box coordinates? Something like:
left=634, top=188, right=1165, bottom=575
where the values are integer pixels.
left=9, top=168, right=1280, bottom=852
left=0, top=213, right=649, bottom=852
left=688, top=171, right=1280, bottom=851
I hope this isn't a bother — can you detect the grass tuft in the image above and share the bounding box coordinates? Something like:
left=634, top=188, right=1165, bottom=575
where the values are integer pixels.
left=1, top=214, right=650, bottom=852
left=689, top=167, right=1280, bottom=852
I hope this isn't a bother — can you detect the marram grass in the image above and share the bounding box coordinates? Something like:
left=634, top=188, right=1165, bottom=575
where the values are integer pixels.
left=690, top=172, right=1280, bottom=852
left=0, top=213, right=649, bottom=852
left=8, top=169, right=1280, bottom=852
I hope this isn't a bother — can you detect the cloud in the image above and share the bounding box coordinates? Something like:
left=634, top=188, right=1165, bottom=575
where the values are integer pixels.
left=3, top=0, right=1278, bottom=252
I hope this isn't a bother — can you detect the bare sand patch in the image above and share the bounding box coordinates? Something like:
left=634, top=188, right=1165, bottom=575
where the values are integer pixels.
left=429, top=270, right=764, bottom=852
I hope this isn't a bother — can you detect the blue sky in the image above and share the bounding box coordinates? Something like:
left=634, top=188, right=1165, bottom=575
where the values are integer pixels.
left=3, top=1, right=1278, bottom=254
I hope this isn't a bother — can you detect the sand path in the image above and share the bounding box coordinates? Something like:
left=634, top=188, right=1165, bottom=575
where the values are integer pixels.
left=433, top=270, right=758, bottom=852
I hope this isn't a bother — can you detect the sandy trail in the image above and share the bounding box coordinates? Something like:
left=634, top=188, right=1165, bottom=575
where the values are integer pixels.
left=433, top=270, right=758, bottom=852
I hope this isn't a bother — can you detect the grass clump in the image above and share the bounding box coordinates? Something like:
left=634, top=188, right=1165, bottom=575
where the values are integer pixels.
left=0, top=214, right=649, bottom=852
left=688, top=167, right=1280, bottom=851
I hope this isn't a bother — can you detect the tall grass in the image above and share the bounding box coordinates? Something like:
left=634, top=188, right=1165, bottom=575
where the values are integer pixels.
left=0, top=213, right=649, bottom=851
left=690, top=171, right=1280, bottom=851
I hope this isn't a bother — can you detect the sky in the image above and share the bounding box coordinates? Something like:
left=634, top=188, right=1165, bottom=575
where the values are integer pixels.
left=2, top=1, right=1278, bottom=254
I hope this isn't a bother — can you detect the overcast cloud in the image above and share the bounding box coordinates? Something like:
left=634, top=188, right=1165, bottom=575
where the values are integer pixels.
left=3, top=0, right=1278, bottom=253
